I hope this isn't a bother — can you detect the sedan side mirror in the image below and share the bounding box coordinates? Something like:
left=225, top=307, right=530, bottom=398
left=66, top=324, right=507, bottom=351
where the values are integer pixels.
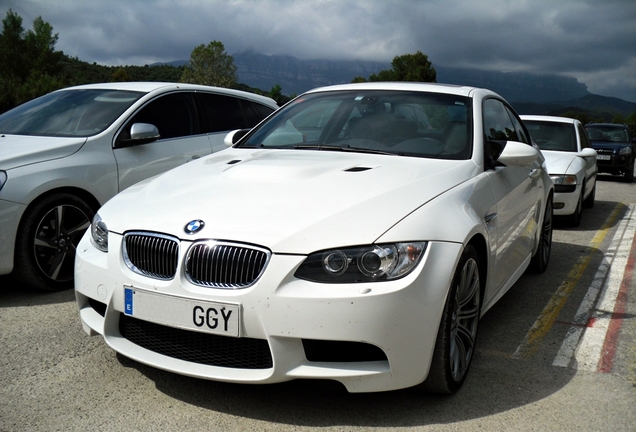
left=224, top=129, right=250, bottom=147
left=496, top=141, right=540, bottom=167
left=117, top=123, right=160, bottom=148
left=579, top=148, right=597, bottom=158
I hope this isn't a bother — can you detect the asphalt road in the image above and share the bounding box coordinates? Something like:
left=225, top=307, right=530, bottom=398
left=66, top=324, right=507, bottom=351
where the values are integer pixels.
left=1, top=173, right=635, bottom=432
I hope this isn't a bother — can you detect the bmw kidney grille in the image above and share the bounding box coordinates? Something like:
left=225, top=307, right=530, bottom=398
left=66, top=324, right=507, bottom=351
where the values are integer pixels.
left=122, top=232, right=270, bottom=288
left=185, top=241, right=270, bottom=288
left=123, top=232, right=180, bottom=280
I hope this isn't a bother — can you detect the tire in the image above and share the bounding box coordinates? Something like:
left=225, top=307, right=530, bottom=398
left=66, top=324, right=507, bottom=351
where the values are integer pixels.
left=14, top=193, right=94, bottom=291
left=529, top=196, right=553, bottom=273
left=583, top=183, right=595, bottom=209
left=421, top=245, right=481, bottom=394
left=624, top=165, right=634, bottom=183
left=567, top=187, right=583, bottom=227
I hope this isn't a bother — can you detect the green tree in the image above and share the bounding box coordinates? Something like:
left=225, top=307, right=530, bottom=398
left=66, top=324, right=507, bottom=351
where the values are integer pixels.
left=0, top=10, right=64, bottom=112
left=353, top=51, right=437, bottom=83
left=180, top=41, right=237, bottom=88
left=112, top=67, right=131, bottom=82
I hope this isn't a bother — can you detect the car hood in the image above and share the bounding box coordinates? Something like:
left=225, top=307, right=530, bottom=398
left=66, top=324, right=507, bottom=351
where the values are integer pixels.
left=0, top=134, right=87, bottom=169
left=590, top=141, right=630, bottom=151
left=541, top=151, right=577, bottom=174
left=102, top=148, right=478, bottom=253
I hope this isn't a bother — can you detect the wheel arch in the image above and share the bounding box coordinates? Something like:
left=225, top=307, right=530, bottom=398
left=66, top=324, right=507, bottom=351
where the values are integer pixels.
left=16, top=186, right=101, bottom=235
left=466, top=234, right=488, bottom=301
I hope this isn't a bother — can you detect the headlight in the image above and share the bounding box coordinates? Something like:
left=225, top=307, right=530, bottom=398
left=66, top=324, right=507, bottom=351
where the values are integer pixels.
left=90, top=214, right=109, bottom=252
left=0, top=171, right=7, bottom=192
left=295, top=242, right=427, bottom=283
left=619, top=146, right=632, bottom=155
left=549, top=174, right=577, bottom=186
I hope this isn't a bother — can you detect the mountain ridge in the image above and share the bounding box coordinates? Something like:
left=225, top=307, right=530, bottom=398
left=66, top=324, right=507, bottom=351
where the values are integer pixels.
left=156, top=52, right=636, bottom=118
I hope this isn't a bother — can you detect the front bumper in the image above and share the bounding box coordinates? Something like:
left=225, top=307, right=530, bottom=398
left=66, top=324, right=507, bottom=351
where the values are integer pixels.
left=75, top=231, right=462, bottom=393
left=552, top=184, right=583, bottom=216
left=594, top=152, right=633, bottom=175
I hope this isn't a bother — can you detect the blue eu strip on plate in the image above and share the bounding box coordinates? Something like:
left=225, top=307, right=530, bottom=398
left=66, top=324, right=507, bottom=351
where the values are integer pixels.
left=124, top=287, right=134, bottom=316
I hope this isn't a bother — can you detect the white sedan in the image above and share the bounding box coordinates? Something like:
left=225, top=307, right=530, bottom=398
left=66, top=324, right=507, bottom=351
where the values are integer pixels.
left=521, top=115, right=598, bottom=226
left=0, top=82, right=277, bottom=290
left=75, top=82, right=554, bottom=394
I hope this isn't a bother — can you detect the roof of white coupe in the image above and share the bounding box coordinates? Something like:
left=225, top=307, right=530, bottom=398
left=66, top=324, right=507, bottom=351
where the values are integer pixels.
left=305, top=82, right=494, bottom=98
left=520, top=114, right=578, bottom=124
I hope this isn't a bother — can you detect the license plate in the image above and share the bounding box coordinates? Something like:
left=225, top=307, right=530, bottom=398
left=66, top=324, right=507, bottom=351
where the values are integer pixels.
left=596, top=155, right=611, bottom=160
left=124, top=286, right=240, bottom=337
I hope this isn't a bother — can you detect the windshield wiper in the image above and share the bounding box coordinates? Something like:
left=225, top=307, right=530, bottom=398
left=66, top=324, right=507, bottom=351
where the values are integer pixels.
left=293, top=144, right=342, bottom=151
left=293, top=143, right=398, bottom=156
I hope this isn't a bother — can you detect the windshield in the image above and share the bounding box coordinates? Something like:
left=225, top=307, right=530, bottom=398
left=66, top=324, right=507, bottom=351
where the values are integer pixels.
left=239, top=90, right=473, bottom=160
left=0, top=89, right=144, bottom=137
left=585, top=126, right=629, bottom=143
left=525, top=121, right=576, bottom=151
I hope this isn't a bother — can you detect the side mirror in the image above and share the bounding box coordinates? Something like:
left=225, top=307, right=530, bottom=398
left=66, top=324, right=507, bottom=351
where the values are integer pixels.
left=579, top=148, right=597, bottom=158
left=131, top=123, right=160, bottom=141
left=496, top=140, right=540, bottom=167
left=224, top=129, right=250, bottom=147
left=118, top=123, right=160, bottom=148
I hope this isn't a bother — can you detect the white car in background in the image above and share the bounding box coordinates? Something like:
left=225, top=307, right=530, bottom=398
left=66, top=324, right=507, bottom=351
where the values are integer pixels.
left=0, top=82, right=277, bottom=291
left=76, top=82, right=553, bottom=394
left=521, top=115, right=597, bottom=226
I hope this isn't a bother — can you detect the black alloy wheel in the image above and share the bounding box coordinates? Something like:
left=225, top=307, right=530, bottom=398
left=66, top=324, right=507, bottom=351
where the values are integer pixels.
left=14, top=193, right=94, bottom=291
left=422, top=245, right=481, bottom=394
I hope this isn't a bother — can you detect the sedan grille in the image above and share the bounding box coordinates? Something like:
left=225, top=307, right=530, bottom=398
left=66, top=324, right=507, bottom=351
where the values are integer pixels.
left=119, top=314, right=273, bottom=369
left=185, top=241, right=270, bottom=289
left=123, top=232, right=180, bottom=280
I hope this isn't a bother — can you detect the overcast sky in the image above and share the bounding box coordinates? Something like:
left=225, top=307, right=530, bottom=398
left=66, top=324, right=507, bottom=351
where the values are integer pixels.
left=3, top=0, right=636, bottom=102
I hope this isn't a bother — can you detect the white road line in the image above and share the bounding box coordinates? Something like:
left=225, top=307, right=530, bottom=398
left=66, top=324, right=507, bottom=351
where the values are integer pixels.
left=553, top=204, right=636, bottom=369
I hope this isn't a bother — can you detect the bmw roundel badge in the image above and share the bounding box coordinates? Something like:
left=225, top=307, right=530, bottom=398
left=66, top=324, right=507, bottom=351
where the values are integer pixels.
left=184, top=219, right=205, bottom=234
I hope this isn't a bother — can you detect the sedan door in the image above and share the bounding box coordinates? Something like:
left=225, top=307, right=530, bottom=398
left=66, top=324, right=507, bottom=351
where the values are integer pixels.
left=483, top=99, right=541, bottom=295
left=113, top=92, right=212, bottom=191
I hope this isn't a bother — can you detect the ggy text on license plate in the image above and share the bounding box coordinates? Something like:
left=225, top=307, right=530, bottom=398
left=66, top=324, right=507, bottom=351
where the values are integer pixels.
left=124, top=286, right=240, bottom=337
left=596, top=155, right=611, bottom=160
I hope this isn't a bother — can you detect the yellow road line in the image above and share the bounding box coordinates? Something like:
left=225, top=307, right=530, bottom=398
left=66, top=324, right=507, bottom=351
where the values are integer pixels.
left=512, top=202, right=626, bottom=359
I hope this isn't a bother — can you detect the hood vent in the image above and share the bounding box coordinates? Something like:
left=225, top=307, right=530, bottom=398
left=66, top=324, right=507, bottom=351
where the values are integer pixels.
left=344, top=166, right=373, bottom=172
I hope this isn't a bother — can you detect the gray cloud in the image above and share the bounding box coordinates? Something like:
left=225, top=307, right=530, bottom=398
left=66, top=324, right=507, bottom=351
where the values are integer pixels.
left=3, top=0, right=636, bottom=102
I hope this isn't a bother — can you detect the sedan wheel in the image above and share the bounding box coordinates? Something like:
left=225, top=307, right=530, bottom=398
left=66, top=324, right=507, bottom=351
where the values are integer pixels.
left=529, top=196, right=553, bottom=273
left=567, top=187, right=583, bottom=227
left=14, top=193, right=94, bottom=291
left=422, top=245, right=481, bottom=394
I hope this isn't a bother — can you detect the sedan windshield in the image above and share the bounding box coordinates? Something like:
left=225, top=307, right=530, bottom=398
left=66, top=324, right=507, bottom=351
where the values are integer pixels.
left=0, top=89, right=144, bottom=137
left=585, top=126, right=629, bottom=143
left=240, top=90, right=473, bottom=160
left=525, top=121, right=576, bottom=152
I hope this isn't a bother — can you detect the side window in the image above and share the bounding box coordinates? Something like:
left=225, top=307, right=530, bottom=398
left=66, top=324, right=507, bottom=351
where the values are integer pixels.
left=197, top=93, right=246, bottom=133
left=483, top=98, right=517, bottom=141
left=121, top=92, right=198, bottom=141
left=577, top=124, right=591, bottom=149
left=506, top=107, right=530, bottom=144
left=241, top=100, right=275, bottom=127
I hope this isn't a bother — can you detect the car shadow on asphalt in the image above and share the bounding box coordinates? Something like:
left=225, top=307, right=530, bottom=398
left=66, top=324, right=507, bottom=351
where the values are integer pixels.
left=114, top=348, right=577, bottom=427
left=0, top=274, right=75, bottom=306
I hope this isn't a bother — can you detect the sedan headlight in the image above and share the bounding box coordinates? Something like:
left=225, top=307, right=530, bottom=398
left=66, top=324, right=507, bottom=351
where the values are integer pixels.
left=549, top=174, right=577, bottom=186
left=295, top=242, right=427, bottom=283
left=90, top=214, right=109, bottom=252
left=619, top=146, right=632, bottom=155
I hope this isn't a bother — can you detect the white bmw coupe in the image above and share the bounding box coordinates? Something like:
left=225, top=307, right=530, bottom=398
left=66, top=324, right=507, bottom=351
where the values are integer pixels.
left=75, top=82, right=554, bottom=394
